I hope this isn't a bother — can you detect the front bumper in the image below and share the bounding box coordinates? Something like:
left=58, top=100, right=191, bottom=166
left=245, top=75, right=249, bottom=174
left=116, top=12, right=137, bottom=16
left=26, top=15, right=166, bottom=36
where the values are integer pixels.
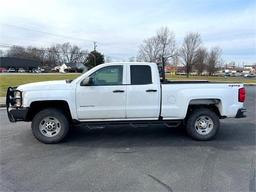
left=6, top=87, right=28, bottom=122
left=235, top=108, right=246, bottom=118
left=7, top=108, right=29, bottom=122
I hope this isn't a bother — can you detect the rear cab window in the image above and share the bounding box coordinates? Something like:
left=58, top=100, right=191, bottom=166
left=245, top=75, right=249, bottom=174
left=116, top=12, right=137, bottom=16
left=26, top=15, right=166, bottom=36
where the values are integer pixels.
left=130, top=65, right=152, bottom=85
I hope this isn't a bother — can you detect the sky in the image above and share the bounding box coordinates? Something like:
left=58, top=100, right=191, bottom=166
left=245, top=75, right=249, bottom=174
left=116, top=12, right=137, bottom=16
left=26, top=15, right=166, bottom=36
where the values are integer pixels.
left=0, top=0, right=255, bottom=65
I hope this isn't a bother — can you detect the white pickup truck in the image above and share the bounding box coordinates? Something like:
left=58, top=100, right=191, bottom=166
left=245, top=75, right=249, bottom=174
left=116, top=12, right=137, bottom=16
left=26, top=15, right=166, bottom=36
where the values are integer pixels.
left=6, top=62, right=246, bottom=143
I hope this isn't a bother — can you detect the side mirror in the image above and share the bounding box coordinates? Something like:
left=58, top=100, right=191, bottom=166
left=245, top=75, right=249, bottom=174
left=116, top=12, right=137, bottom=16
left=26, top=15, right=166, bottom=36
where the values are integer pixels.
left=81, top=77, right=93, bottom=86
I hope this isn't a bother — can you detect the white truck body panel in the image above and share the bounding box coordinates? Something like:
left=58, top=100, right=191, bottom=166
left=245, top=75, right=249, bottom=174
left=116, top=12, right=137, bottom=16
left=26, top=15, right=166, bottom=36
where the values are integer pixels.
left=125, top=63, right=161, bottom=119
left=161, top=84, right=243, bottom=119
left=76, top=85, right=127, bottom=119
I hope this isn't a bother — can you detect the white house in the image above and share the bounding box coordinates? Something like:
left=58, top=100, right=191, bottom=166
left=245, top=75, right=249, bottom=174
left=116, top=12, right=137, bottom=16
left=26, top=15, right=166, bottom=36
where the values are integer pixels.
left=59, top=64, right=68, bottom=73
left=53, top=63, right=88, bottom=73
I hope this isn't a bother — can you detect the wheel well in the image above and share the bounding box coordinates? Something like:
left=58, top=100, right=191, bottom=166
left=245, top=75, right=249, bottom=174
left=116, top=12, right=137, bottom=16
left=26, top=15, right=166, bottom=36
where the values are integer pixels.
left=187, top=104, right=221, bottom=116
left=186, top=99, right=222, bottom=119
left=26, top=100, right=72, bottom=122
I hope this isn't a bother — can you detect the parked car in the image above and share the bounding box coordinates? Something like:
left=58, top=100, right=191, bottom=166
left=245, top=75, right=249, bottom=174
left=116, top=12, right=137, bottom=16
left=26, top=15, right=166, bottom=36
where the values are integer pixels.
left=6, top=62, right=246, bottom=144
left=234, top=73, right=243, bottom=77
left=18, top=68, right=26, bottom=73
left=7, top=68, right=16, bottom=73
left=0, top=67, right=7, bottom=73
left=40, top=68, right=45, bottom=73
left=32, top=68, right=41, bottom=73
left=244, top=73, right=256, bottom=78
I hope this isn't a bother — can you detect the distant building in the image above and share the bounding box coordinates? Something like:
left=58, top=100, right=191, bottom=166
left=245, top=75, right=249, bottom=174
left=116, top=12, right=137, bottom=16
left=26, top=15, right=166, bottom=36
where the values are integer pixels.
left=165, top=65, right=177, bottom=75
left=244, top=64, right=255, bottom=73
left=0, top=57, right=40, bottom=71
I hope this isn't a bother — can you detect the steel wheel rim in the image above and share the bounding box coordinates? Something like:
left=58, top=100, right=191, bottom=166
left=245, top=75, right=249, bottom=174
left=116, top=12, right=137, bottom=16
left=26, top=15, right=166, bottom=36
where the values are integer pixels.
left=194, top=115, right=214, bottom=135
left=39, top=116, right=61, bottom=137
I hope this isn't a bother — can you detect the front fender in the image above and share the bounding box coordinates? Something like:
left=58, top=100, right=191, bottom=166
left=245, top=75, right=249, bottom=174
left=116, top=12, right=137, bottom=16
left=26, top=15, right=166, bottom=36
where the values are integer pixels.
left=23, top=90, right=78, bottom=120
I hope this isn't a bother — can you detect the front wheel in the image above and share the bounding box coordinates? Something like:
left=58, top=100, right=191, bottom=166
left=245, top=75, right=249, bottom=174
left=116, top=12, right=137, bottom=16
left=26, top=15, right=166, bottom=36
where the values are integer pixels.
left=186, top=108, right=220, bottom=141
left=32, top=108, right=69, bottom=144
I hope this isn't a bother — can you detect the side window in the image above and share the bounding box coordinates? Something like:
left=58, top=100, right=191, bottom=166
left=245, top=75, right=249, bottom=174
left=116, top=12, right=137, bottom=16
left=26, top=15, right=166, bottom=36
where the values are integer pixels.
left=90, top=65, right=123, bottom=86
left=130, top=65, right=152, bottom=85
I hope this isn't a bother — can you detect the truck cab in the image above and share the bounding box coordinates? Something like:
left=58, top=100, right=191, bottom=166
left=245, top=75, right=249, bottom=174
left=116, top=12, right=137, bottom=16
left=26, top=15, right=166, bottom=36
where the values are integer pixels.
left=76, top=63, right=161, bottom=120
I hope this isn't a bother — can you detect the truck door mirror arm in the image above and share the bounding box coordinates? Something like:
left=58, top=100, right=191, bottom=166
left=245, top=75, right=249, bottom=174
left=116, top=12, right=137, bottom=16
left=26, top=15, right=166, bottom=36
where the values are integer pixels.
left=81, top=77, right=93, bottom=86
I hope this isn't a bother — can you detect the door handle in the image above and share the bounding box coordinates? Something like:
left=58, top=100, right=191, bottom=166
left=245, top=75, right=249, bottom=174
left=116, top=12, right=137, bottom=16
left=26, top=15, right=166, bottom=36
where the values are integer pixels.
left=113, top=90, right=125, bottom=93
left=146, top=89, right=157, bottom=92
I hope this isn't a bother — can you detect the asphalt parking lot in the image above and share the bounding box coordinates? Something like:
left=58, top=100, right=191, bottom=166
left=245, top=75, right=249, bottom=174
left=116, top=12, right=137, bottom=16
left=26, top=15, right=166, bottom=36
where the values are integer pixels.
left=0, top=86, right=255, bottom=192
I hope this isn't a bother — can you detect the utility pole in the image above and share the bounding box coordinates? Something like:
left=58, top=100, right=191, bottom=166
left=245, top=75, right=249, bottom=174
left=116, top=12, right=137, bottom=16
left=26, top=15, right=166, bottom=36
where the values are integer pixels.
left=93, top=41, right=97, bottom=51
left=162, top=56, right=166, bottom=82
left=88, top=53, right=96, bottom=67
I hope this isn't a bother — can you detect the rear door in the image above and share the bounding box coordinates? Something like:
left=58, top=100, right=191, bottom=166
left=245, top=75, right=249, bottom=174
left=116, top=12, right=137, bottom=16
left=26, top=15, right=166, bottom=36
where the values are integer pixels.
left=126, top=64, right=160, bottom=119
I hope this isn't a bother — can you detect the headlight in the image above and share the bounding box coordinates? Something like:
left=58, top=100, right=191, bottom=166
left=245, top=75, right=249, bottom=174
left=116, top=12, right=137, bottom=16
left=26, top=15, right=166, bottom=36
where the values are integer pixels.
left=14, top=91, right=22, bottom=107
left=14, top=91, right=21, bottom=98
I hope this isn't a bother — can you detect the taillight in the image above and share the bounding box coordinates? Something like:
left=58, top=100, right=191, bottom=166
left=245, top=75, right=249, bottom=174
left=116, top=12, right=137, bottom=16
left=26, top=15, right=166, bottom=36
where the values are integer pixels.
left=238, top=87, right=245, bottom=102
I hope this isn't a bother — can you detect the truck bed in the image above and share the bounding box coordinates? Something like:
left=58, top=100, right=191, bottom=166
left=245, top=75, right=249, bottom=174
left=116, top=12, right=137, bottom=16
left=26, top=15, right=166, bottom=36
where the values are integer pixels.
left=161, top=80, right=241, bottom=84
left=162, top=80, right=209, bottom=84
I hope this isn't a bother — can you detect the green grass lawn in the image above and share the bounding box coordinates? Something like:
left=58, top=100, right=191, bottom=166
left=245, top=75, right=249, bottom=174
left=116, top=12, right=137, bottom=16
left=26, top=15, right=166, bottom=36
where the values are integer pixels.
left=0, top=73, right=255, bottom=97
left=0, top=74, right=80, bottom=97
left=166, top=73, right=256, bottom=84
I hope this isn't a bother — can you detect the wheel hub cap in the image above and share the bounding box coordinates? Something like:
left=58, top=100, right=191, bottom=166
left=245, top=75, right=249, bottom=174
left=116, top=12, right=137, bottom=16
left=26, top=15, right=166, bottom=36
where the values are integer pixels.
left=39, top=117, right=61, bottom=137
left=194, top=115, right=214, bottom=135
left=198, top=120, right=207, bottom=129
left=45, top=121, right=57, bottom=131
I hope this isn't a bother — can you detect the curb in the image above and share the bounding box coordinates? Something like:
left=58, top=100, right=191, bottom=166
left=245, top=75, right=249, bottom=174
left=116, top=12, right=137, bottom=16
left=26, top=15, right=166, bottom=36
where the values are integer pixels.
left=0, top=104, right=6, bottom=108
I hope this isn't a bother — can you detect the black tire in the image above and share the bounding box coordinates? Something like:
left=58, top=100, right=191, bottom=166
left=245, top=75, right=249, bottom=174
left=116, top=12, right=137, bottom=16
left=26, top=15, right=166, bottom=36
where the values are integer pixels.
left=31, top=108, right=69, bottom=144
left=186, top=108, right=220, bottom=141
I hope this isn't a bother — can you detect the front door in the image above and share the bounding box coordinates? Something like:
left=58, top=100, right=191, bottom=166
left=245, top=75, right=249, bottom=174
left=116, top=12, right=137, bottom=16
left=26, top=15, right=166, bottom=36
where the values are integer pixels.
left=76, top=65, right=126, bottom=120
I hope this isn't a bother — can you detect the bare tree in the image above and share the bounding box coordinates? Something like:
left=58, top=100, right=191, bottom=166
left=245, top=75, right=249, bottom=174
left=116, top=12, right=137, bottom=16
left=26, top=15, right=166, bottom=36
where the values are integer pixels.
left=3, top=42, right=88, bottom=68
left=69, top=46, right=87, bottom=63
left=45, top=45, right=61, bottom=66
left=180, top=32, right=202, bottom=77
left=0, top=50, right=4, bottom=57
left=157, top=27, right=177, bottom=64
left=137, top=36, right=161, bottom=62
left=194, top=47, right=208, bottom=75
left=172, top=54, right=179, bottom=66
left=58, top=42, right=87, bottom=64
left=138, top=27, right=177, bottom=80
left=7, top=46, right=27, bottom=58
left=26, top=46, right=46, bottom=62
left=138, top=27, right=177, bottom=63
left=206, top=47, right=222, bottom=76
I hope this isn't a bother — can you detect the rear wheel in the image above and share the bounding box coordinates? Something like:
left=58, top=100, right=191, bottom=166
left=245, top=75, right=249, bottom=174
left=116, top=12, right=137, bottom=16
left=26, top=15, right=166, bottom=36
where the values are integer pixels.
left=32, top=108, right=69, bottom=144
left=186, top=108, right=220, bottom=140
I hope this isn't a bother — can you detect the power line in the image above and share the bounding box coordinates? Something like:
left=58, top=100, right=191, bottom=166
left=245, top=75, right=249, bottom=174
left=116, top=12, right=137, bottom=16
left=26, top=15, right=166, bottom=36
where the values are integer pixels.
left=1, top=23, right=125, bottom=50
left=0, top=43, right=88, bottom=55
left=0, top=43, right=11, bottom=48
left=0, top=39, right=95, bottom=53
left=1, top=23, right=96, bottom=43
